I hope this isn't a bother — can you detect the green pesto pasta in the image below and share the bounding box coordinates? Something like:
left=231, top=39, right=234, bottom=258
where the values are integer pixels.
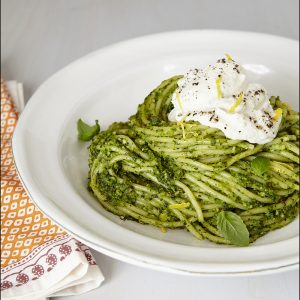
left=88, top=76, right=299, bottom=246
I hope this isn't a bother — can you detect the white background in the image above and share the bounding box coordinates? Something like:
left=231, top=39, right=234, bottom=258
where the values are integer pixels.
left=1, top=1, right=299, bottom=299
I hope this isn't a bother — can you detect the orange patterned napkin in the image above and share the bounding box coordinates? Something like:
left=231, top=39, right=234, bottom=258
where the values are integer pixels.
left=1, top=79, right=104, bottom=299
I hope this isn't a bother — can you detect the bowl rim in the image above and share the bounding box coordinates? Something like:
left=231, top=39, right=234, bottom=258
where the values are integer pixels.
left=12, top=29, right=299, bottom=275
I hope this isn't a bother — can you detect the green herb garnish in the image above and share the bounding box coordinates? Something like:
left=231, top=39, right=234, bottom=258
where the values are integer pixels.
left=251, top=156, right=270, bottom=176
left=77, top=119, right=100, bottom=141
left=217, top=211, right=250, bottom=246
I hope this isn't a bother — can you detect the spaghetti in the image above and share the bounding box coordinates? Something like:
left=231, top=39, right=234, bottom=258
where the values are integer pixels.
left=88, top=76, right=299, bottom=245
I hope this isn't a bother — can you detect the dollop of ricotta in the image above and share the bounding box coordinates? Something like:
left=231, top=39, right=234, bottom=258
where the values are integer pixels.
left=168, top=56, right=282, bottom=144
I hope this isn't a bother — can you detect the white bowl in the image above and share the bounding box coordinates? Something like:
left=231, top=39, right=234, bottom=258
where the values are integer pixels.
left=13, top=30, right=299, bottom=275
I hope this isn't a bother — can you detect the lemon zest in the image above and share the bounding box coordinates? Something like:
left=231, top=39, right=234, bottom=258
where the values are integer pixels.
left=225, top=53, right=233, bottom=61
left=160, top=227, right=167, bottom=234
left=175, top=91, right=187, bottom=138
left=273, top=108, right=282, bottom=122
left=176, top=90, right=183, bottom=112
left=177, top=114, right=188, bottom=139
left=216, top=76, right=223, bottom=99
left=177, top=121, right=186, bottom=139
left=228, top=92, right=244, bottom=113
left=168, top=203, right=190, bottom=209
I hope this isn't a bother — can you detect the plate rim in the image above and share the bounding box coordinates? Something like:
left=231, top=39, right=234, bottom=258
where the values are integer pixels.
left=12, top=29, right=299, bottom=275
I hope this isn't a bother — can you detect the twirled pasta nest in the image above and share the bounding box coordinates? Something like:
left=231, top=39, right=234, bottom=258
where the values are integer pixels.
left=88, top=76, right=299, bottom=246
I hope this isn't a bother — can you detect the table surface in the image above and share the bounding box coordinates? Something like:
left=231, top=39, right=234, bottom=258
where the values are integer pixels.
left=1, top=0, right=299, bottom=299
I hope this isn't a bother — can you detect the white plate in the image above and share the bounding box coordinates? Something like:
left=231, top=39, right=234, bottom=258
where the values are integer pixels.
left=13, top=30, right=299, bottom=275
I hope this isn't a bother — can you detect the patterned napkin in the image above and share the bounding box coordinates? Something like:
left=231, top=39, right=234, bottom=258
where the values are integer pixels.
left=1, top=79, right=104, bottom=299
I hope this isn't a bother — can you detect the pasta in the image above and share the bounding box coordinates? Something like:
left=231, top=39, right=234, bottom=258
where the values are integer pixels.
left=88, top=76, right=299, bottom=245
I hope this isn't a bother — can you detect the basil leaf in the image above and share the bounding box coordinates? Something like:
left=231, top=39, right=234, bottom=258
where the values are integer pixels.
left=77, top=119, right=100, bottom=141
left=217, top=211, right=249, bottom=246
left=251, top=156, right=270, bottom=176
